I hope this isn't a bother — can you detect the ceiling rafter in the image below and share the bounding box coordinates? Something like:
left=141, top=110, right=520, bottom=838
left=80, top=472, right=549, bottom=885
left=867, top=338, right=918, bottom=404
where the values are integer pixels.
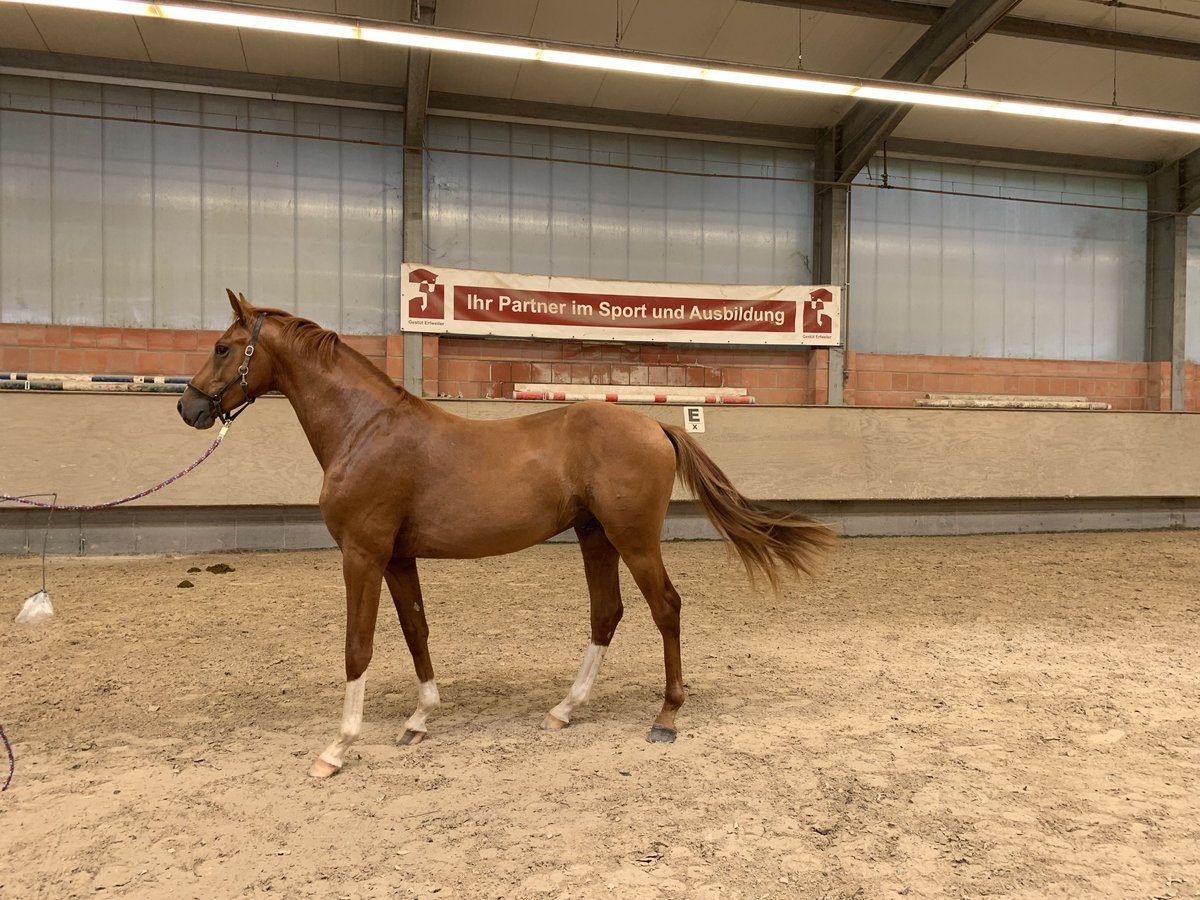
left=1181, top=147, right=1200, bottom=214
left=832, top=0, right=1022, bottom=183
left=752, top=0, right=1200, bottom=62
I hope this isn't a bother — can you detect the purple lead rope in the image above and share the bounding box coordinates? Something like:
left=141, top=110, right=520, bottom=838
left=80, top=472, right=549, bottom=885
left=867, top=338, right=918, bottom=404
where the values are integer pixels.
left=1, top=425, right=232, bottom=792
left=0, top=424, right=229, bottom=511
left=1, top=724, right=13, bottom=791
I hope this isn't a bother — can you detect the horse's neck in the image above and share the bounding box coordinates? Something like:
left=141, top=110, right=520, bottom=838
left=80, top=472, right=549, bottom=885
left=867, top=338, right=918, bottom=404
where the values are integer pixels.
left=272, top=338, right=414, bottom=471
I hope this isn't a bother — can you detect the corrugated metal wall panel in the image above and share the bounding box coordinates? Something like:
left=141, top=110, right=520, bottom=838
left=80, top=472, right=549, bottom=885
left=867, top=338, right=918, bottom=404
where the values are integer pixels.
left=1188, top=217, right=1200, bottom=363
left=0, top=105, right=53, bottom=323
left=153, top=95, right=204, bottom=329
left=200, top=97, right=251, bottom=330
left=425, top=117, right=816, bottom=285
left=850, top=160, right=1146, bottom=361
left=102, top=87, right=155, bottom=326
left=0, top=76, right=402, bottom=334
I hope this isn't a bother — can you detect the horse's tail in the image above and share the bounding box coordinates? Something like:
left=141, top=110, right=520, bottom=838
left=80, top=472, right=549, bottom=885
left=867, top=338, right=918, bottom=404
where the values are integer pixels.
left=661, top=424, right=836, bottom=593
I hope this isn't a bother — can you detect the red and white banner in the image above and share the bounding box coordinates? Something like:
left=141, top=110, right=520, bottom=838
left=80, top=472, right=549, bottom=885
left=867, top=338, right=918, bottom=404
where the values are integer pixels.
left=401, top=265, right=842, bottom=346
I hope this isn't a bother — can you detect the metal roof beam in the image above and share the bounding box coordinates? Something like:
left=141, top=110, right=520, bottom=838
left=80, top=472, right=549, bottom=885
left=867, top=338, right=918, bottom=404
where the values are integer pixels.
left=1182, top=148, right=1200, bottom=215
left=884, top=137, right=1154, bottom=178
left=428, top=92, right=819, bottom=147
left=753, top=0, right=1200, bottom=62
left=833, top=0, right=1021, bottom=183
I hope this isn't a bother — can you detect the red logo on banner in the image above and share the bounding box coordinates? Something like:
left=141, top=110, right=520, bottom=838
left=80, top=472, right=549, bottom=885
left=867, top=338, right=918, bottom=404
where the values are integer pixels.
left=408, top=268, right=445, bottom=320
left=803, top=288, right=834, bottom=335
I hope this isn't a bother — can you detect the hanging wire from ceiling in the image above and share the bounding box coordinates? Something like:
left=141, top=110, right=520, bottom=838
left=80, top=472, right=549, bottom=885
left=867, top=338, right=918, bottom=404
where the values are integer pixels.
left=1111, top=0, right=1119, bottom=106
left=797, top=4, right=804, bottom=71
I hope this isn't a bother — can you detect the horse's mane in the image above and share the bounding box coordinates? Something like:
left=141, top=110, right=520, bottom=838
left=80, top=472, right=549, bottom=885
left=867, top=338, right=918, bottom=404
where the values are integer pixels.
left=253, top=307, right=341, bottom=365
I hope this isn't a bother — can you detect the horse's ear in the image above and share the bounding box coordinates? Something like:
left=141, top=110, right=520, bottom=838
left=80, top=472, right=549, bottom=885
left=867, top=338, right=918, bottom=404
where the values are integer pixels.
left=226, top=288, right=247, bottom=325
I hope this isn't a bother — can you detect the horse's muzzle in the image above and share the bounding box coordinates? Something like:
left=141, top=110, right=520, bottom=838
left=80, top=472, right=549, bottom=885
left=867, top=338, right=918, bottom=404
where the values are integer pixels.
left=178, top=391, right=218, bottom=430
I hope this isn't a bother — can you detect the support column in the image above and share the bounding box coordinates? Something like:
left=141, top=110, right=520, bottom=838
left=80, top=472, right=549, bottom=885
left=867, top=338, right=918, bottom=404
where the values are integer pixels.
left=402, top=3, right=435, bottom=396
left=813, top=131, right=850, bottom=406
left=1145, top=162, right=1188, bottom=411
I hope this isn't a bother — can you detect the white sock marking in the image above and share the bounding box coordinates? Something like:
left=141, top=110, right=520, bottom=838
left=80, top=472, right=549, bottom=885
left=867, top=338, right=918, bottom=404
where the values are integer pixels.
left=404, top=679, right=440, bottom=734
left=549, top=643, right=607, bottom=724
left=318, top=674, right=365, bottom=769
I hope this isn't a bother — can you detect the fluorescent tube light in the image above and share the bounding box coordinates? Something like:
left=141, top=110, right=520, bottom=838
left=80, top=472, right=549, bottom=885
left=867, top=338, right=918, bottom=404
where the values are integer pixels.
left=703, top=69, right=855, bottom=95
left=1119, top=115, right=1200, bottom=135
left=360, top=27, right=539, bottom=59
left=993, top=101, right=1125, bottom=125
left=5, top=0, right=1200, bottom=137
left=855, top=86, right=996, bottom=110
left=160, top=6, right=357, bottom=39
left=540, top=50, right=704, bottom=80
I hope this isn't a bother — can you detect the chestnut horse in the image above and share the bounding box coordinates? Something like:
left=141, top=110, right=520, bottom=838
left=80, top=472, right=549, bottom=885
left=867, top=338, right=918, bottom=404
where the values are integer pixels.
left=180, top=291, right=834, bottom=778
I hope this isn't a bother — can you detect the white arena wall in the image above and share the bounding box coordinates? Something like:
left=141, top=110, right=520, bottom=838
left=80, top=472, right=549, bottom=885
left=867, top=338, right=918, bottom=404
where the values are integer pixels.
left=3, top=392, right=1199, bottom=554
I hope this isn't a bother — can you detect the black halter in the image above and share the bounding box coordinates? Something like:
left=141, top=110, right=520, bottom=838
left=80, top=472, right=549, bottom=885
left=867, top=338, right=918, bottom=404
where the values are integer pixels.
left=187, top=312, right=266, bottom=424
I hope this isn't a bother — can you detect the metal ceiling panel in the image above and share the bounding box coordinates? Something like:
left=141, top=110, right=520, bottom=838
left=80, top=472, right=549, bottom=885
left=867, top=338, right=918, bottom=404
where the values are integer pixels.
left=429, top=55, right=523, bottom=103
left=334, top=1, right=409, bottom=21
left=0, top=8, right=45, bottom=51
left=510, top=64, right=605, bottom=108
left=435, top=0, right=540, bottom=36
left=1107, top=53, right=1200, bottom=117
left=701, top=6, right=926, bottom=79
left=25, top=9, right=149, bottom=61
left=1015, top=0, right=1200, bottom=41
left=667, top=81, right=782, bottom=125
left=252, top=0, right=336, bottom=11
left=238, top=31, right=341, bottom=81
left=938, top=33, right=1200, bottom=117
left=618, top=0, right=737, bottom=57
left=794, top=12, right=927, bottom=78
left=665, top=77, right=851, bottom=131
left=704, top=2, right=807, bottom=68
left=337, top=41, right=409, bottom=88
left=750, top=92, right=854, bottom=131
left=528, top=0, right=630, bottom=46
left=590, top=72, right=690, bottom=116
left=134, top=18, right=248, bottom=71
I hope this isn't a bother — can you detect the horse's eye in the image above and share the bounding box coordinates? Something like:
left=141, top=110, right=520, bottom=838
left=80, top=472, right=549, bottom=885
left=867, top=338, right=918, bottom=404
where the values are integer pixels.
left=215, top=344, right=230, bottom=358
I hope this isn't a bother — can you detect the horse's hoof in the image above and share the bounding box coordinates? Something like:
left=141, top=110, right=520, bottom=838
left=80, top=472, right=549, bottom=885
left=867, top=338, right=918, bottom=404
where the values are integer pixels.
left=647, top=725, right=677, bottom=744
left=542, top=713, right=569, bottom=731
left=308, top=758, right=340, bottom=779
left=399, top=729, right=426, bottom=746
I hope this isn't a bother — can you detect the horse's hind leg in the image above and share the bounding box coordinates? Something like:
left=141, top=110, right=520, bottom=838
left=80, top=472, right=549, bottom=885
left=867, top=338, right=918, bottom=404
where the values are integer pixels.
left=543, top=519, right=624, bottom=730
left=385, top=558, right=439, bottom=746
left=617, top=542, right=685, bottom=743
left=309, top=545, right=384, bottom=778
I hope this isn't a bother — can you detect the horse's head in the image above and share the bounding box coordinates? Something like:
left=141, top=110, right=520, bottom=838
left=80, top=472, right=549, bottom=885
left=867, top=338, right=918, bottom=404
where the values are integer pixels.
left=178, top=290, right=275, bottom=429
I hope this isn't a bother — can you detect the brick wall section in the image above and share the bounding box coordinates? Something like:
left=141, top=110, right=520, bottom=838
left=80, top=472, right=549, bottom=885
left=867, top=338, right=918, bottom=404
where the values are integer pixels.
left=0, top=323, right=386, bottom=380
left=843, top=352, right=1175, bottom=412
left=1176, top=362, right=1200, bottom=412
left=434, top=336, right=817, bottom=402
left=5, top=322, right=1200, bottom=410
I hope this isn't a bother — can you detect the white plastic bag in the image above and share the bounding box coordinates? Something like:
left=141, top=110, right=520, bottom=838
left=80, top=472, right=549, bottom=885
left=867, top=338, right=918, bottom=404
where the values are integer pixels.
left=15, top=590, right=54, bottom=625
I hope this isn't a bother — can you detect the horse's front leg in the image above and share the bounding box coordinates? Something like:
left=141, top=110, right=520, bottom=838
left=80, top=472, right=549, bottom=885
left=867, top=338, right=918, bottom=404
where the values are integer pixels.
left=309, top=545, right=385, bottom=779
left=385, top=557, right=440, bottom=745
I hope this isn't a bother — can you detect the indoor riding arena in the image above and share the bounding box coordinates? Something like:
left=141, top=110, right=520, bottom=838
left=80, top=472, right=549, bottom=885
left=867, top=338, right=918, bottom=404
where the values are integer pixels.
left=2, top=2, right=1200, bottom=898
